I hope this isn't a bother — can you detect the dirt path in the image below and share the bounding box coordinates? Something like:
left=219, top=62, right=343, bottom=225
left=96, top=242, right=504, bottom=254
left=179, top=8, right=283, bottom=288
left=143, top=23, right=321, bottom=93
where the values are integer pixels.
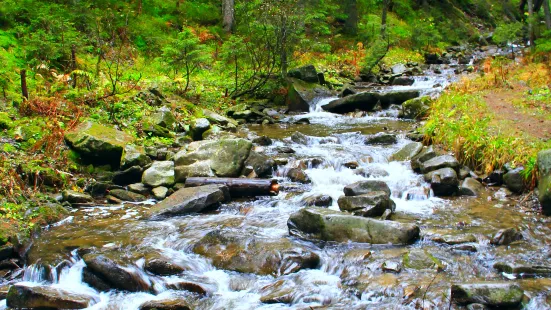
left=484, top=89, right=551, bottom=141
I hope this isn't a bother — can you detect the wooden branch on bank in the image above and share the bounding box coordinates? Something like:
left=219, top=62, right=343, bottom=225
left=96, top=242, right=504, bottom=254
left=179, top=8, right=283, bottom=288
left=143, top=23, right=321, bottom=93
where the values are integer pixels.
left=184, top=177, right=279, bottom=197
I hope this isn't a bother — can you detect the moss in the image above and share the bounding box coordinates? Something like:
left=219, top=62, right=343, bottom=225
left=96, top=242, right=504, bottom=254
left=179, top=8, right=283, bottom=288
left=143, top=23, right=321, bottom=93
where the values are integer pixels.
left=0, top=112, right=11, bottom=130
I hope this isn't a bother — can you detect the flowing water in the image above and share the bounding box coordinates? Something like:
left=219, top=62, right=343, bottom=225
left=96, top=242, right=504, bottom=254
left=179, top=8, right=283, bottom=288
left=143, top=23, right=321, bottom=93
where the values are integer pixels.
left=2, top=58, right=551, bottom=309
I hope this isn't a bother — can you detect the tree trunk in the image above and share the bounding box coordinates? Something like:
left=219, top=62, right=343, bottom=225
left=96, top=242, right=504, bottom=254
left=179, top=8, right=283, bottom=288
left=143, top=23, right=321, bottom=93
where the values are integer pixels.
left=280, top=20, right=288, bottom=78
left=381, top=0, right=389, bottom=37
left=344, top=0, right=358, bottom=35
left=544, top=0, right=551, bottom=30
left=20, top=69, right=28, bottom=100
left=185, top=177, right=280, bottom=197
left=71, top=44, right=77, bottom=88
left=222, top=0, right=235, bottom=33
left=528, top=0, right=536, bottom=50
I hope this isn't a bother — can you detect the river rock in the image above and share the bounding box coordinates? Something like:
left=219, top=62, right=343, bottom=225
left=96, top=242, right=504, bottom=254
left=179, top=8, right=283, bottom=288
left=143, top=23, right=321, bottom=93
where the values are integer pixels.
left=193, top=229, right=319, bottom=276
left=152, top=186, right=168, bottom=200
left=378, top=90, right=421, bottom=108
left=109, top=189, right=147, bottom=202
left=149, top=107, right=177, bottom=129
left=252, top=135, right=273, bottom=146
left=338, top=191, right=395, bottom=217
left=287, top=168, right=311, bottom=183
left=403, top=249, right=445, bottom=270
left=493, top=262, right=551, bottom=278
left=139, top=299, right=192, bottom=310
left=113, top=166, right=143, bottom=186
left=144, top=257, right=186, bottom=276
left=129, top=183, right=150, bottom=195
left=6, top=283, right=97, bottom=309
left=503, top=167, right=525, bottom=193
left=421, top=155, right=460, bottom=173
left=174, top=139, right=252, bottom=180
left=344, top=180, right=391, bottom=196
left=411, top=145, right=438, bottom=172
left=365, top=133, right=397, bottom=145
left=302, top=195, right=332, bottom=207
left=458, top=178, right=484, bottom=196
left=121, top=145, right=152, bottom=169
left=288, top=64, right=319, bottom=83
left=538, top=149, right=551, bottom=215
left=142, top=161, right=175, bottom=188
left=62, top=190, right=93, bottom=204
left=424, top=168, right=459, bottom=196
left=175, top=161, right=215, bottom=179
left=242, top=151, right=275, bottom=178
left=391, top=63, right=407, bottom=75
left=286, top=78, right=330, bottom=112
left=189, top=118, right=211, bottom=141
left=64, top=121, right=135, bottom=166
left=202, top=109, right=238, bottom=127
left=451, top=283, right=523, bottom=307
left=287, top=207, right=420, bottom=244
left=321, top=92, right=380, bottom=113
left=290, top=132, right=309, bottom=145
left=491, top=228, right=522, bottom=245
left=431, top=234, right=477, bottom=245
left=83, top=254, right=151, bottom=292
left=398, top=96, right=431, bottom=120
left=166, top=280, right=212, bottom=296
left=391, top=76, right=414, bottom=86
left=391, top=142, right=423, bottom=161
left=145, top=185, right=229, bottom=220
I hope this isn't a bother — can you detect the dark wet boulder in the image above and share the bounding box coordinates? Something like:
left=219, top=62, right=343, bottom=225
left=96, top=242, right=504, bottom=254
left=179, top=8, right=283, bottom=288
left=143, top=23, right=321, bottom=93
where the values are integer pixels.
left=252, top=135, right=273, bottom=146
left=491, top=228, right=522, bottom=245
left=287, top=64, right=319, bottom=83
left=431, top=234, right=477, bottom=245
left=64, top=121, right=135, bottom=166
left=121, top=145, right=152, bottom=170
left=458, top=178, right=484, bottom=197
left=302, top=194, right=333, bottom=207
left=288, top=207, right=420, bottom=244
left=287, top=78, right=331, bottom=112
left=344, top=180, right=391, bottom=197
left=83, top=254, right=151, bottom=292
left=338, top=191, right=395, bottom=217
left=144, top=257, right=186, bottom=276
left=242, top=151, right=275, bottom=178
left=109, top=189, right=147, bottom=202
left=290, top=132, right=309, bottom=145
left=145, top=185, right=229, bottom=220
left=142, top=161, right=175, bottom=188
left=7, top=284, right=97, bottom=309
left=420, top=155, right=460, bottom=174
left=377, top=90, right=420, bottom=108
left=391, top=142, right=423, bottom=161
left=113, top=166, right=143, bottom=186
left=341, top=86, right=356, bottom=97
left=174, top=139, right=253, bottom=180
left=411, top=146, right=438, bottom=173
left=82, top=267, right=112, bottom=291
left=287, top=168, right=311, bottom=183
left=193, top=229, right=319, bottom=276
left=425, top=168, right=459, bottom=196
left=391, top=76, right=414, bottom=86
left=493, top=262, right=551, bottom=278
left=189, top=118, right=211, bottom=141
left=451, top=283, right=523, bottom=308
left=538, top=149, right=551, bottom=215
left=62, top=190, right=93, bottom=204
left=140, top=299, right=192, bottom=310
left=483, top=169, right=505, bottom=186
left=321, top=92, right=380, bottom=113
left=398, top=96, right=431, bottom=120
left=365, top=133, right=397, bottom=145
left=166, top=280, right=212, bottom=296
left=503, top=167, right=525, bottom=193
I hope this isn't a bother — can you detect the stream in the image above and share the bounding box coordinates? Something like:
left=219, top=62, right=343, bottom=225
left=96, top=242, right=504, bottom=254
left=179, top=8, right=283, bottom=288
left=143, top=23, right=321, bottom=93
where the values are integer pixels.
left=2, top=55, right=551, bottom=309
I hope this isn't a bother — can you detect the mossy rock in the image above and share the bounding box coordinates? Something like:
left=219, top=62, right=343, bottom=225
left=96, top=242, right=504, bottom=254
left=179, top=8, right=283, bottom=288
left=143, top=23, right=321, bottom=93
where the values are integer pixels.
left=64, top=121, right=135, bottom=166
left=0, top=112, right=12, bottom=130
left=20, top=161, right=67, bottom=188
left=398, top=96, right=432, bottom=120
left=403, top=248, right=445, bottom=270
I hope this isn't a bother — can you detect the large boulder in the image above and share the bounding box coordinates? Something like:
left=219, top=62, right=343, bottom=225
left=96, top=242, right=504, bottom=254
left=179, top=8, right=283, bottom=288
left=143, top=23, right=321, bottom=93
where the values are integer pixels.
left=377, top=90, right=420, bottom=108
left=287, top=65, right=319, bottom=83
left=451, top=283, right=523, bottom=308
left=174, top=139, right=252, bottom=181
left=344, top=180, right=391, bottom=196
left=365, top=133, right=397, bottom=145
left=287, top=207, right=420, bottom=244
left=242, top=151, right=275, bottom=178
left=391, top=142, right=423, bottom=161
left=411, top=145, right=438, bottom=173
left=503, top=166, right=525, bottom=193
left=338, top=191, right=395, bottom=217
left=398, top=96, right=432, bottom=120
left=537, top=149, right=551, bottom=215
left=121, top=145, right=151, bottom=169
left=193, top=229, right=319, bottom=276
left=458, top=177, right=484, bottom=197
left=62, top=190, right=93, bottom=204
left=202, top=109, right=238, bottom=127
left=321, top=92, right=380, bottom=113
left=421, top=155, right=460, bottom=174
left=286, top=78, right=331, bottom=112
left=64, top=121, right=135, bottom=166
left=7, top=284, right=97, bottom=309
left=83, top=254, right=151, bottom=292
left=142, top=161, right=175, bottom=187
left=424, top=168, right=459, bottom=196
left=149, top=107, right=177, bottom=129
left=493, top=262, right=551, bottom=278
left=145, top=185, right=229, bottom=220
left=189, top=118, right=211, bottom=141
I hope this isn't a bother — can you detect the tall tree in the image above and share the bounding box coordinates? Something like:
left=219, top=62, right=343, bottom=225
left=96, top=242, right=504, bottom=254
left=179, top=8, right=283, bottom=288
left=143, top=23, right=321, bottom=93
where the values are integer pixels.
left=381, top=0, right=390, bottom=37
left=544, top=0, right=551, bottom=30
left=528, top=0, right=535, bottom=49
left=222, top=0, right=235, bottom=33
left=344, top=0, right=358, bottom=35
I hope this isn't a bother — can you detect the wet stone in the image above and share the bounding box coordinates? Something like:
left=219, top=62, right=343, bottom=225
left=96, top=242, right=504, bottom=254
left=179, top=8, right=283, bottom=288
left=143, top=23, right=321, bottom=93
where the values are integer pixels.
left=424, top=167, right=459, bottom=196
left=338, top=191, right=395, bottom=217
left=365, top=133, right=397, bottom=145
left=451, top=283, right=524, bottom=308
left=344, top=180, right=391, bottom=197
left=291, top=132, right=309, bottom=145
left=420, top=155, right=460, bottom=174
left=152, top=186, right=169, bottom=200
left=493, top=262, right=551, bottom=278
left=391, top=142, right=423, bottom=161
left=145, top=257, right=186, bottom=276
left=83, top=254, right=151, bottom=292
left=459, top=178, right=484, bottom=197
left=252, top=135, right=273, bottom=146
left=382, top=261, right=402, bottom=273
left=491, top=228, right=522, bottom=245
left=139, top=299, right=192, bottom=310
left=166, top=280, right=212, bottom=296
left=276, top=146, right=296, bottom=154
left=128, top=183, right=151, bottom=195
left=7, top=283, right=97, bottom=309
left=403, top=248, right=445, bottom=271
left=452, top=244, right=478, bottom=252
left=62, top=190, right=93, bottom=204
left=287, top=168, right=311, bottom=183
left=113, top=165, right=143, bottom=186
left=109, top=189, right=147, bottom=202
left=431, top=234, right=477, bottom=245
left=302, top=195, right=333, bottom=207
left=503, top=167, right=525, bottom=193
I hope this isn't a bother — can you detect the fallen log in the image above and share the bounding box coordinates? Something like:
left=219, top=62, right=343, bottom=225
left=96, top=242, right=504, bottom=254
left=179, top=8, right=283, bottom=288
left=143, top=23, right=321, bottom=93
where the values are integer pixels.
left=185, top=178, right=279, bottom=197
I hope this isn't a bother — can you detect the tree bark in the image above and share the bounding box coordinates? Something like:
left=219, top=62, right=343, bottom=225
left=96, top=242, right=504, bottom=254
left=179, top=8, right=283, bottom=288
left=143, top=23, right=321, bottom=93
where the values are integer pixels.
left=222, top=0, right=235, bottom=33
left=544, top=0, right=551, bottom=30
left=185, top=177, right=280, bottom=197
left=528, top=0, right=536, bottom=50
left=381, top=0, right=390, bottom=37
left=344, top=0, right=358, bottom=35
left=20, top=69, right=28, bottom=100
